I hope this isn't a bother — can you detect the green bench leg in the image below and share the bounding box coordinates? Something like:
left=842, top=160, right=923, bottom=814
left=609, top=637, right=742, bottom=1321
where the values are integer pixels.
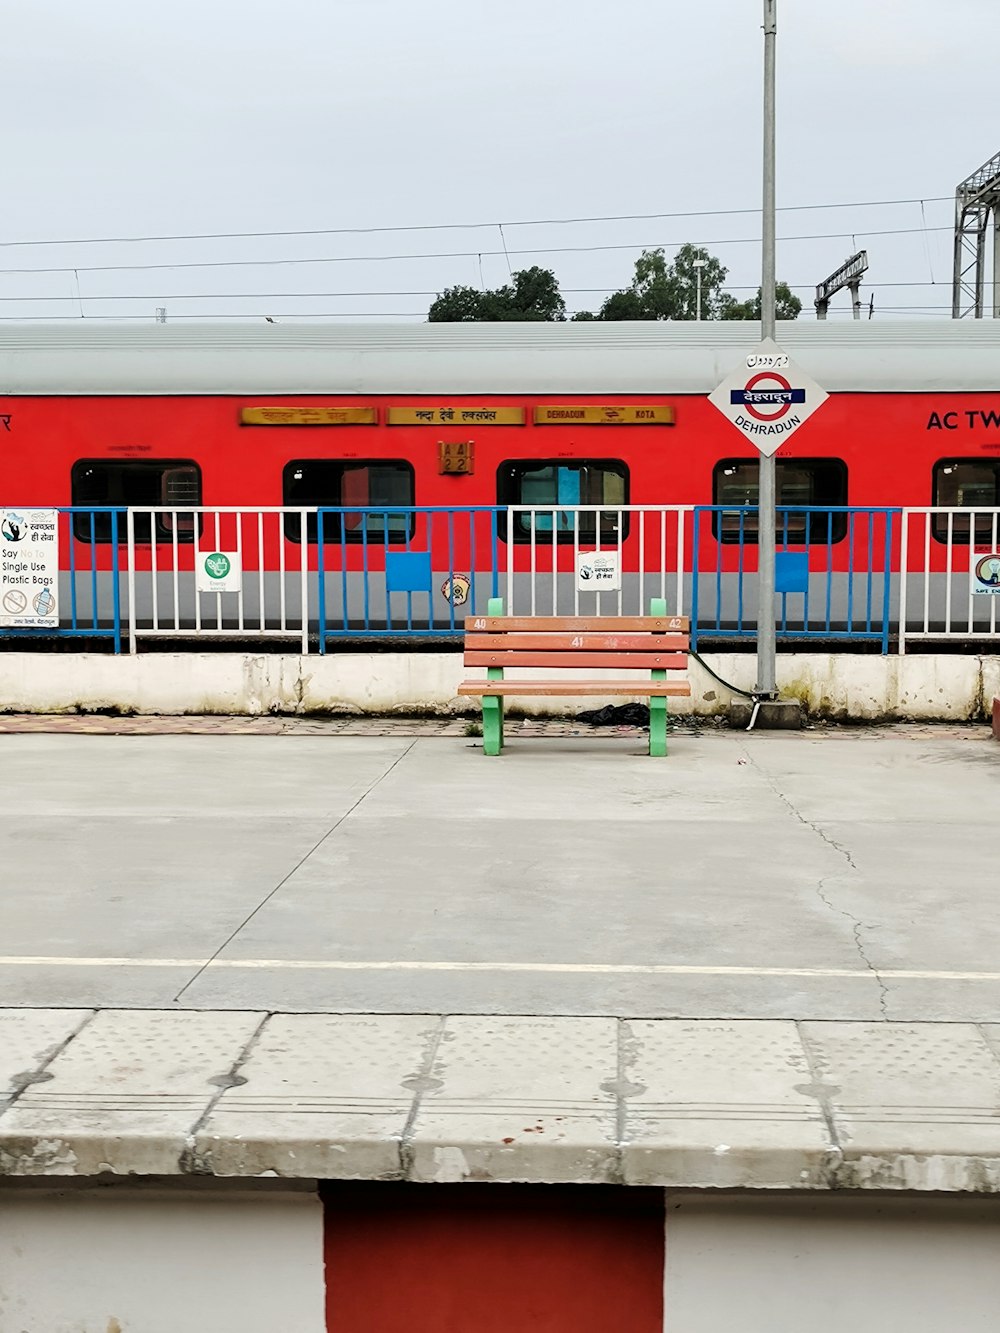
left=482, top=695, right=503, bottom=756
left=649, top=695, right=667, bottom=757
left=481, top=595, right=506, bottom=757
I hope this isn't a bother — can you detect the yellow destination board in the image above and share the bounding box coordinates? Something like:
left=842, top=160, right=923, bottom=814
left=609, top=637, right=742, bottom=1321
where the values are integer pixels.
left=387, top=407, right=525, bottom=426
left=534, top=405, right=675, bottom=425
left=241, top=406, right=377, bottom=426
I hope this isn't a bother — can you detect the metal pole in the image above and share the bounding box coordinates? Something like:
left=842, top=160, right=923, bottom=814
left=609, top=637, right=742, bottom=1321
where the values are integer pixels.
left=696, top=267, right=703, bottom=321
left=756, top=0, right=778, bottom=697
left=994, top=207, right=1000, bottom=319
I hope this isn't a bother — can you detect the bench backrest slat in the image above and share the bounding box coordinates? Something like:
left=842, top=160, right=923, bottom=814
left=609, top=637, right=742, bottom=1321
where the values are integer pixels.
left=466, top=632, right=689, bottom=652
left=462, top=612, right=690, bottom=675
left=466, top=651, right=689, bottom=670
left=464, top=615, right=688, bottom=633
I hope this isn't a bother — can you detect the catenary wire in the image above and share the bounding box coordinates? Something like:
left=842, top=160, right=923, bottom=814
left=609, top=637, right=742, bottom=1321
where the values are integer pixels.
left=0, top=196, right=953, bottom=250
left=0, top=280, right=955, bottom=303
left=0, top=224, right=955, bottom=277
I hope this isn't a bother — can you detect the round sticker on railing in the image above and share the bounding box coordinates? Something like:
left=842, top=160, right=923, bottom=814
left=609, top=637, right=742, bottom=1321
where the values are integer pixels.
left=197, top=551, right=242, bottom=594
left=971, top=552, right=1000, bottom=596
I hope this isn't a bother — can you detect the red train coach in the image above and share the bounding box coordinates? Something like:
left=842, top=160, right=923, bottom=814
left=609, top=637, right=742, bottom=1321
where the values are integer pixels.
left=0, top=320, right=998, bottom=637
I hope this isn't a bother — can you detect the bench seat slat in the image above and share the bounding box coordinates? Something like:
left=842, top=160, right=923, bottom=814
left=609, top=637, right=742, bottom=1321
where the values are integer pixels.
left=465, top=632, right=689, bottom=652
left=464, top=615, right=689, bottom=633
left=458, top=681, right=692, bottom=697
left=465, top=651, right=689, bottom=670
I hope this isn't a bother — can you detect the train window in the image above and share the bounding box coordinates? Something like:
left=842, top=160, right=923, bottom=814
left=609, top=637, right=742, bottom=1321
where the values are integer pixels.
left=497, top=460, right=629, bottom=543
left=932, top=460, right=1000, bottom=543
left=712, top=459, right=848, bottom=543
left=71, top=459, right=202, bottom=543
left=282, top=459, right=415, bottom=543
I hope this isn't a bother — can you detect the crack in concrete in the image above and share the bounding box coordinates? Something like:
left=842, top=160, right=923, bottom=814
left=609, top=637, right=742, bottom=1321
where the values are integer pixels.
left=743, top=745, right=890, bottom=1020
left=172, top=738, right=419, bottom=1003
left=794, top=1020, right=846, bottom=1186
left=0, top=1011, right=97, bottom=1121
left=180, top=1011, right=271, bottom=1173
left=398, top=1014, right=449, bottom=1179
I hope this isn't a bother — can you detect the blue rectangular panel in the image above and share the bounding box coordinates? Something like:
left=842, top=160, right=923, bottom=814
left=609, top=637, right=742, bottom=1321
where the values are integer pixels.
left=775, top=550, right=809, bottom=594
left=385, top=550, right=432, bottom=593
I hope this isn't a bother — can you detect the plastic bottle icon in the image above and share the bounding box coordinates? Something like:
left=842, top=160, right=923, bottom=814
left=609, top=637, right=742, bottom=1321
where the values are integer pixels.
left=34, top=586, right=54, bottom=616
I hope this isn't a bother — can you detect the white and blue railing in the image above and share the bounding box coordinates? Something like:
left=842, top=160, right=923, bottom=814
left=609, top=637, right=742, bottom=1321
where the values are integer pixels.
left=1, top=502, right=999, bottom=654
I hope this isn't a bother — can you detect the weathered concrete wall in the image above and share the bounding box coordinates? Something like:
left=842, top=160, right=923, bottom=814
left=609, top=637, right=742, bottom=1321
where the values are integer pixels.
left=0, top=1185, right=325, bottom=1333
left=0, top=651, right=996, bottom=721
left=664, top=1194, right=1000, bottom=1333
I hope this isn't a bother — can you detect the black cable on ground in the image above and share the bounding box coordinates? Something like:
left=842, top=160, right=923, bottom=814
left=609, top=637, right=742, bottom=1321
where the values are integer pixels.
left=689, top=649, right=760, bottom=701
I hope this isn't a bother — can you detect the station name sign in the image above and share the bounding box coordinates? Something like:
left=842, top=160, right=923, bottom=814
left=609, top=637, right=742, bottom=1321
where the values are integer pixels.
left=534, top=405, right=674, bottom=425
left=241, top=407, right=376, bottom=426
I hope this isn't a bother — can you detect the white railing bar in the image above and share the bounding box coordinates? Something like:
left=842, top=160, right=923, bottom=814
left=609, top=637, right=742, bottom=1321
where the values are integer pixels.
left=299, top=509, right=309, bottom=654
left=171, top=516, right=180, bottom=632
left=150, top=511, right=159, bottom=632
left=921, top=513, right=930, bottom=636
left=898, top=513, right=909, bottom=655
left=235, top=514, right=245, bottom=633
left=192, top=509, right=201, bottom=635
left=126, top=508, right=137, bottom=654
left=616, top=509, right=623, bottom=616
left=675, top=509, right=685, bottom=616
left=278, top=509, right=287, bottom=632
left=638, top=509, right=646, bottom=615
left=944, top=511, right=953, bottom=633
left=213, top=510, right=223, bottom=632
left=257, top=511, right=266, bottom=636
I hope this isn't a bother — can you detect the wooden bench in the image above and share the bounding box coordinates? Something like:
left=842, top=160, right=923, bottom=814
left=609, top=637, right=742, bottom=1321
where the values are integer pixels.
left=458, top=597, right=691, bottom=756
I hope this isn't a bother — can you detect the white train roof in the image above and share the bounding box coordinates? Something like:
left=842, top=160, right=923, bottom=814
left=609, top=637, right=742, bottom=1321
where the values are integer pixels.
left=0, top=320, right=997, bottom=396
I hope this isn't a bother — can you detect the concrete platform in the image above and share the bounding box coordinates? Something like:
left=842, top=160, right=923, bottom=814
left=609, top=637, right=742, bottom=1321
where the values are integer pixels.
left=1, top=723, right=999, bottom=1190
left=3, top=1008, right=1000, bottom=1192
left=0, top=726, right=995, bottom=1021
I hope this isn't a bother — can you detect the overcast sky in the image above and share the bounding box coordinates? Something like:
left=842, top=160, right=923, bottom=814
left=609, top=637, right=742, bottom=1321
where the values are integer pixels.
left=2, top=0, right=997, bottom=323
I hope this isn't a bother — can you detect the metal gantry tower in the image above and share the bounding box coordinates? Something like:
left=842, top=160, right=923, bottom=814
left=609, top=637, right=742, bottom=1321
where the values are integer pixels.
left=815, top=250, right=869, bottom=320
left=952, top=149, right=1000, bottom=318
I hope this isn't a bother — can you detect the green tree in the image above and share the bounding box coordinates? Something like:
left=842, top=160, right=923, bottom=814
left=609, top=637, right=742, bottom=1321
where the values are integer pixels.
left=720, top=281, right=803, bottom=321
left=428, top=266, right=566, bottom=322
left=575, top=245, right=801, bottom=321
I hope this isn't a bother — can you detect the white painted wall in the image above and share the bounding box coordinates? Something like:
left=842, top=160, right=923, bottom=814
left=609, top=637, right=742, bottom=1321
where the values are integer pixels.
left=0, top=650, right=996, bottom=721
left=0, top=1187, right=325, bottom=1333
left=664, top=1194, right=1000, bottom=1333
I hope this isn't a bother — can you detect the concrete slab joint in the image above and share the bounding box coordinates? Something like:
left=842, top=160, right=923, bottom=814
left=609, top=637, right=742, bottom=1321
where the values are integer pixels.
left=4, top=1011, right=1000, bottom=1192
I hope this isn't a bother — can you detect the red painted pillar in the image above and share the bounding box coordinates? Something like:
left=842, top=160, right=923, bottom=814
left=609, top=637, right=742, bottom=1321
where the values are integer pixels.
left=324, top=1184, right=664, bottom=1333
left=992, top=697, right=1000, bottom=741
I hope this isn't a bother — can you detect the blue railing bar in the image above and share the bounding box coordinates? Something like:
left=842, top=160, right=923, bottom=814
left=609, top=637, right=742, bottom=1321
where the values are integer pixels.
left=315, top=505, right=502, bottom=514
left=365, top=514, right=373, bottom=629
left=866, top=510, right=875, bottom=634
left=822, top=510, right=830, bottom=633
left=881, top=514, right=894, bottom=654
left=317, top=517, right=327, bottom=654
left=359, top=519, right=368, bottom=633
left=111, top=510, right=121, bottom=653
left=846, top=511, right=855, bottom=631
left=89, top=510, right=99, bottom=631
left=690, top=516, right=702, bottom=651
left=340, top=515, right=351, bottom=634
left=736, top=509, right=745, bottom=632
left=446, top=511, right=456, bottom=631
left=714, top=512, right=723, bottom=632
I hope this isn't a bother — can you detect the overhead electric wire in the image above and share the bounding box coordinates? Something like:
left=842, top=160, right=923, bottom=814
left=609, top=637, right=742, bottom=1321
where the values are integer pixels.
left=0, top=279, right=955, bottom=303
left=0, top=196, right=953, bottom=250
left=0, top=224, right=954, bottom=278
